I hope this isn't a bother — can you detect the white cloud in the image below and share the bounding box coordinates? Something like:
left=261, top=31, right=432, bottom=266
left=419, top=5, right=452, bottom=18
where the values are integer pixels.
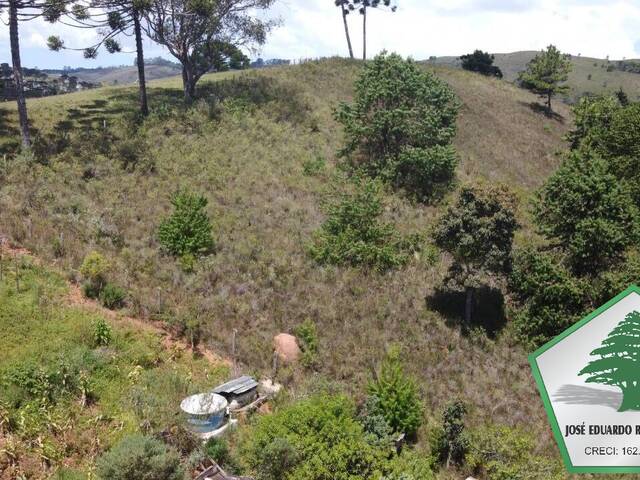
left=2, top=0, right=640, bottom=68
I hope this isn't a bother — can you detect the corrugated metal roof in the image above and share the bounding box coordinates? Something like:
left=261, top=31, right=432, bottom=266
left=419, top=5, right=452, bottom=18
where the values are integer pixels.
left=213, top=375, right=258, bottom=395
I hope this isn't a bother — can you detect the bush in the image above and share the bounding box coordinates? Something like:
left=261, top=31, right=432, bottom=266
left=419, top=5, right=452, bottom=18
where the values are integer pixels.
left=335, top=52, right=459, bottom=201
left=205, top=437, right=239, bottom=472
left=294, top=318, right=319, bottom=368
left=459, top=50, right=503, bottom=78
left=158, top=190, right=215, bottom=257
left=96, top=434, right=183, bottom=480
left=466, top=425, right=564, bottom=480
left=309, top=178, right=419, bottom=272
left=99, top=283, right=126, bottom=310
left=94, top=318, right=112, bottom=346
left=509, top=247, right=588, bottom=346
left=432, top=400, right=468, bottom=468
left=367, top=346, right=423, bottom=438
left=533, top=151, right=638, bottom=274
left=240, top=395, right=391, bottom=480
left=380, top=449, right=435, bottom=480
left=80, top=251, right=109, bottom=297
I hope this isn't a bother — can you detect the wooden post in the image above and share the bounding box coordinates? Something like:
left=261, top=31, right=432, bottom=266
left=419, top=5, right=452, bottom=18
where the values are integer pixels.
left=14, top=256, right=19, bottom=293
left=0, top=251, right=3, bottom=282
left=231, top=329, right=238, bottom=377
left=272, top=350, right=279, bottom=379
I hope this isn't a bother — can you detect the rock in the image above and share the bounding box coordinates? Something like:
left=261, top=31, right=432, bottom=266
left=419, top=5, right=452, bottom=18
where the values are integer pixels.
left=465, top=477, right=478, bottom=480
left=259, top=378, right=283, bottom=397
left=273, top=333, right=301, bottom=363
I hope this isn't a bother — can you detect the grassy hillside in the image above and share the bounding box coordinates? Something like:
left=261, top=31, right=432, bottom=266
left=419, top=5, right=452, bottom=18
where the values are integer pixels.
left=0, top=252, right=228, bottom=479
left=0, top=58, right=583, bottom=478
left=70, top=64, right=182, bottom=86
left=429, top=51, right=640, bottom=103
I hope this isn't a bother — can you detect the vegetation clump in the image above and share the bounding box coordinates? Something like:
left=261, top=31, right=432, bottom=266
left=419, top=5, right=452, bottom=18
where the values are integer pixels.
left=294, top=318, right=319, bottom=369
left=367, top=346, right=423, bottom=438
left=309, top=178, right=420, bottom=271
left=96, top=434, right=184, bottom=480
left=158, top=190, right=215, bottom=258
left=435, top=183, right=519, bottom=324
left=518, top=44, right=572, bottom=113
left=80, top=251, right=109, bottom=299
left=460, top=50, right=503, bottom=77
left=335, top=52, right=460, bottom=201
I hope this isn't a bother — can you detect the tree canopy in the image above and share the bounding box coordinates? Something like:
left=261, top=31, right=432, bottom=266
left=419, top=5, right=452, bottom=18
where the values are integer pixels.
left=459, top=50, right=502, bottom=78
left=518, top=44, right=572, bottom=113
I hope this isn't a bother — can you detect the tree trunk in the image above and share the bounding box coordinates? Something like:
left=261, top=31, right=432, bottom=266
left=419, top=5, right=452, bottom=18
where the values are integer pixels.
left=618, top=385, right=640, bottom=412
left=465, top=286, right=474, bottom=324
left=362, top=6, right=367, bottom=61
left=340, top=3, right=354, bottom=59
left=9, top=0, right=30, bottom=148
left=133, top=10, right=149, bottom=117
left=181, top=65, right=196, bottom=103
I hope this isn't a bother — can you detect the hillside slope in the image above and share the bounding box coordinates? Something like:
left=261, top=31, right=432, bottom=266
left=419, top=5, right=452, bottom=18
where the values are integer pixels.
left=430, top=50, right=640, bottom=103
left=0, top=59, right=576, bottom=477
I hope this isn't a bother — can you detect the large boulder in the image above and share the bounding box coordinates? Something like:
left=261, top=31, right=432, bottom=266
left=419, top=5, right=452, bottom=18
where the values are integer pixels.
left=273, top=333, right=301, bottom=364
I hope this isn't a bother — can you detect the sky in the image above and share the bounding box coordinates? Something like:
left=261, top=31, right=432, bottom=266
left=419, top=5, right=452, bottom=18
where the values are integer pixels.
left=1, top=0, right=640, bottom=69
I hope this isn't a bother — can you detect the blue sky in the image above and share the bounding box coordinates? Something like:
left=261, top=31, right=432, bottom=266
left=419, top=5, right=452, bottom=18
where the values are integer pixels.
left=1, top=0, right=640, bottom=69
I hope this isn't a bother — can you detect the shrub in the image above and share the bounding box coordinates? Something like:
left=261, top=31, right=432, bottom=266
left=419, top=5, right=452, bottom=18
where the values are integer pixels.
left=380, top=449, right=435, bottom=480
left=294, top=318, right=319, bottom=368
left=459, top=50, right=503, bottom=78
left=309, top=178, right=419, bottom=272
left=335, top=52, right=459, bottom=201
left=158, top=190, right=215, bottom=257
left=205, top=437, right=239, bottom=472
left=466, top=425, right=564, bottom=480
left=533, top=151, right=638, bottom=274
left=432, top=400, right=468, bottom=468
left=94, top=318, right=112, bottom=346
left=80, top=251, right=109, bottom=298
left=96, top=434, right=183, bottom=480
left=241, top=395, right=391, bottom=480
left=509, top=247, right=588, bottom=346
left=99, top=283, right=126, bottom=310
left=367, top=346, right=423, bottom=438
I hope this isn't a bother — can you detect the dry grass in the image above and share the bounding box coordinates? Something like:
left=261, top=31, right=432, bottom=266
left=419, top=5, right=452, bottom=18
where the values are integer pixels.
left=0, top=58, right=594, bottom=478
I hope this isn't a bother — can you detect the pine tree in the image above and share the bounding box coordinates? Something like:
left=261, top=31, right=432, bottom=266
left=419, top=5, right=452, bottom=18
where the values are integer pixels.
left=579, top=310, right=640, bottom=412
left=518, top=44, right=572, bottom=114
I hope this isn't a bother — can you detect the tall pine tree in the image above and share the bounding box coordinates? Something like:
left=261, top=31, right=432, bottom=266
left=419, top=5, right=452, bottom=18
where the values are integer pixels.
left=579, top=310, right=640, bottom=412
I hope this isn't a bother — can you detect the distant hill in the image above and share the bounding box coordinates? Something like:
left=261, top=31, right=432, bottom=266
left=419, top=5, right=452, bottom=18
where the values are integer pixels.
left=427, top=50, right=640, bottom=103
left=70, top=64, right=182, bottom=85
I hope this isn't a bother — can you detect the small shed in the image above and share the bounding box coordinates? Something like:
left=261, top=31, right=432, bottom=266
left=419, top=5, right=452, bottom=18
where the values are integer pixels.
left=213, top=376, right=258, bottom=410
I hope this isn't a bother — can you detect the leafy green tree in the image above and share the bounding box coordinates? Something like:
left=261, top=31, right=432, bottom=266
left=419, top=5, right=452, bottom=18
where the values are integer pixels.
left=96, top=434, right=183, bottom=480
left=518, top=45, right=572, bottom=113
left=158, top=190, right=214, bottom=257
left=240, top=395, right=391, bottom=480
left=144, top=0, right=276, bottom=102
left=459, top=50, right=502, bottom=78
left=309, top=178, right=419, bottom=271
left=509, top=247, right=588, bottom=346
left=435, top=184, right=519, bottom=323
left=336, top=52, right=460, bottom=201
left=579, top=310, right=640, bottom=411
left=533, top=151, right=638, bottom=274
left=368, top=346, right=423, bottom=438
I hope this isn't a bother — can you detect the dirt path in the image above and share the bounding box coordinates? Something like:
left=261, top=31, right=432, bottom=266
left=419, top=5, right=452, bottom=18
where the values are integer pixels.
left=0, top=236, right=231, bottom=367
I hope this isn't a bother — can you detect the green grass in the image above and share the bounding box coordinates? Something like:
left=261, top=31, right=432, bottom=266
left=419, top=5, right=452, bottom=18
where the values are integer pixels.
left=0, top=255, right=228, bottom=479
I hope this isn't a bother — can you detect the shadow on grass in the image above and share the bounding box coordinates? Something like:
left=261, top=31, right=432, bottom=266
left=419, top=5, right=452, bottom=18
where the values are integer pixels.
left=519, top=100, right=566, bottom=122
left=0, top=105, right=20, bottom=156
left=426, top=286, right=507, bottom=337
